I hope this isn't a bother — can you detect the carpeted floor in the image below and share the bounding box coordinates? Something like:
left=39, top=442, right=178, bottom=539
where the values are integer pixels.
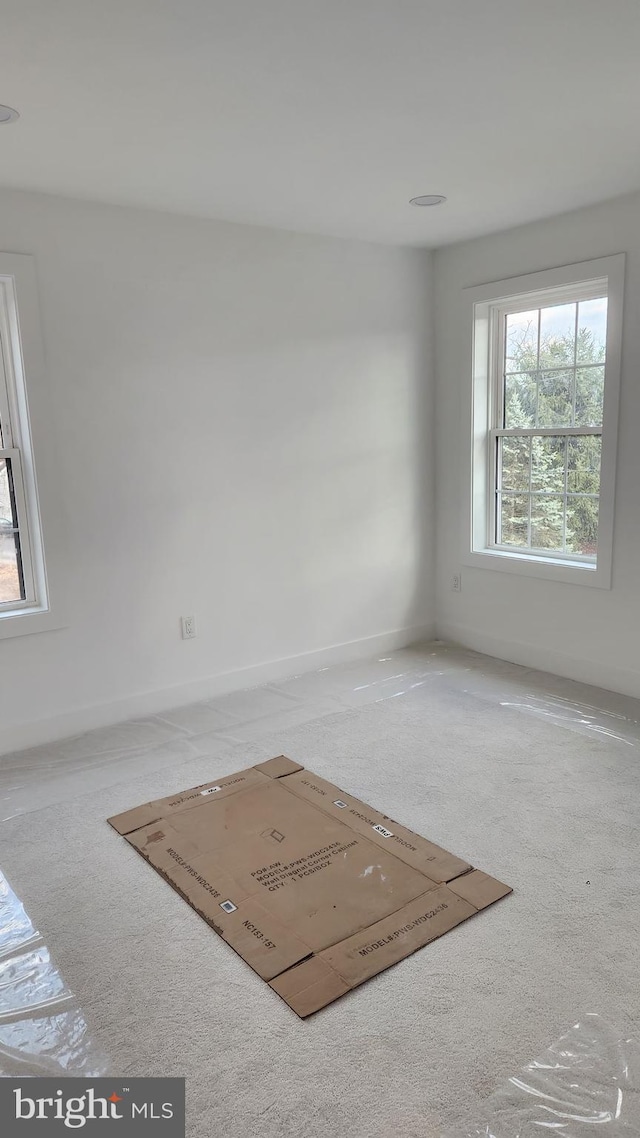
left=1, top=643, right=640, bottom=1136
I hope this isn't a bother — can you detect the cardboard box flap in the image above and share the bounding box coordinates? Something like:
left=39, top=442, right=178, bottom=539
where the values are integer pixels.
left=270, top=956, right=350, bottom=1018
left=107, top=766, right=268, bottom=835
left=319, top=885, right=476, bottom=989
left=280, top=769, right=470, bottom=883
left=253, top=755, right=304, bottom=779
left=108, top=802, right=167, bottom=836
left=447, top=869, right=512, bottom=910
left=213, top=897, right=313, bottom=982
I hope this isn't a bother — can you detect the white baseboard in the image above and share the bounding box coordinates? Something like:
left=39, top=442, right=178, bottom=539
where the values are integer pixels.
left=437, top=620, right=640, bottom=701
left=0, top=622, right=435, bottom=756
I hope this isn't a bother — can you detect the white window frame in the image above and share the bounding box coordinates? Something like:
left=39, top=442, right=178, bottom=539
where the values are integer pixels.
left=462, top=254, right=624, bottom=589
left=1, top=290, right=41, bottom=611
left=0, top=252, right=66, bottom=639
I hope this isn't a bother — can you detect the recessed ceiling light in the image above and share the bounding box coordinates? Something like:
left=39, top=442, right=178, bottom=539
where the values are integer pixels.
left=0, top=105, right=19, bottom=124
left=410, top=194, right=446, bottom=207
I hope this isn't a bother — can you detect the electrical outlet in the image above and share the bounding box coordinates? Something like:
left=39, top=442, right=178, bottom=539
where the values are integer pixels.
left=451, top=572, right=462, bottom=592
left=181, top=615, right=197, bottom=639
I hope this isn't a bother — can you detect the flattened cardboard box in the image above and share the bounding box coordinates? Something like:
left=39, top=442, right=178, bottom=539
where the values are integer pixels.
left=108, top=756, right=511, bottom=1017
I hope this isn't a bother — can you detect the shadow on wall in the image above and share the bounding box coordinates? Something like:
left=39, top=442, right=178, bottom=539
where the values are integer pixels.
left=404, top=253, right=435, bottom=638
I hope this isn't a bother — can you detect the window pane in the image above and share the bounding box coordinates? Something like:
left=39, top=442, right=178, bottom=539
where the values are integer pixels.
left=531, top=436, right=566, bottom=492
left=577, top=297, right=607, bottom=364
left=505, top=310, right=538, bottom=372
left=531, top=494, right=565, bottom=550
left=575, top=366, right=604, bottom=427
left=504, top=372, right=537, bottom=428
left=539, top=302, right=576, bottom=369
left=499, top=493, right=529, bottom=546
left=537, top=370, right=573, bottom=427
left=567, top=435, right=601, bottom=494
left=0, top=458, right=24, bottom=604
left=566, top=495, right=599, bottom=556
left=500, top=436, right=530, bottom=491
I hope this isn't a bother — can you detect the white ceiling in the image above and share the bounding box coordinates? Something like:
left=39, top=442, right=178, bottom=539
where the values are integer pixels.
left=2, top=0, right=640, bottom=247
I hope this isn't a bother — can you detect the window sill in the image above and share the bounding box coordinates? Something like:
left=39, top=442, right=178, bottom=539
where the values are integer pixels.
left=0, top=604, right=67, bottom=640
left=462, top=547, right=611, bottom=588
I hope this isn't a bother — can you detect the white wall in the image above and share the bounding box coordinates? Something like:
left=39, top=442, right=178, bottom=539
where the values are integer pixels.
left=0, top=188, right=434, bottom=752
left=434, top=190, right=640, bottom=698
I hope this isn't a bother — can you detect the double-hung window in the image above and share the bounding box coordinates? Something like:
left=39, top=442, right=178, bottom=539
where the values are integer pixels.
left=0, top=356, right=35, bottom=609
left=464, top=256, right=624, bottom=587
left=0, top=254, right=51, bottom=630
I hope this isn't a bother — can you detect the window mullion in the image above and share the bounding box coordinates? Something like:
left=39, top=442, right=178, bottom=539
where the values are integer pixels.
left=527, top=431, right=532, bottom=548
left=572, top=301, right=579, bottom=426
left=534, top=307, right=541, bottom=432
left=495, top=426, right=602, bottom=437
left=563, top=435, right=569, bottom=553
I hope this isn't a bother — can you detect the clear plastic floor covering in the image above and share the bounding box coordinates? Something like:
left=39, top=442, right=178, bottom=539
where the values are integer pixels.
left=2, top=640, right=640, bottom=1126
left=444, top=1014, right=640, bottom=1136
